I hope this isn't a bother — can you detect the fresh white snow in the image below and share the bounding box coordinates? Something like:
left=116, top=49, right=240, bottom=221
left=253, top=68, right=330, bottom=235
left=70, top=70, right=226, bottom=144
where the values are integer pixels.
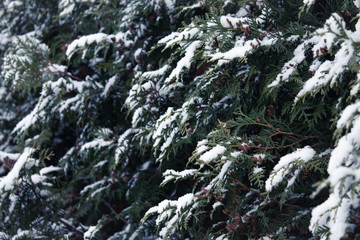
left=265, top=146, right=316, bottom=191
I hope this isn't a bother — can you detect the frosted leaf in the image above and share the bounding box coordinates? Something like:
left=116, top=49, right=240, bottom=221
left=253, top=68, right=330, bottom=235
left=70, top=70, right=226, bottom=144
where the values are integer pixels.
left=265, top=146, right=316, bottom=191
left=58, top=95, right=81, bottom=114
left=84, top=226, right=99, bottom=240
left=12, top=78, right=67, bottom=134
left=268, top=13, right=356, bottom=94
left=47, top=64, right=67, bottom=74
left=131, top=105, right=150, bottom=128
left=143, top=193, right=198, bottom=238
left=181, top=2, right=201, bottom=11
left=80, top=179, right=106, bottom=195
left=253, top=167, right=263, bottom=174
left=80, top=138, right=113, bottom=152
left=295, top=40, right=354, bottom=101
left=219, top=15, right=246, bottom=28
left=134, top=48, right=144, bottom=63
left=139, top=160, right=151, bottom=171
left=90, top=186, right=109, bottom=198
left=59, top=0, right=97, bottom=17
left=101, top=76, right=117, bottom=98
left=205, top=160, right=232, bottom=190
left=12, top=230, right=31, bottom=240
left=210, top=37, right=259, bottom=65
left=199, top=145, right=226, bottom=164
left=164, top=0, right=175, bottom=10
left=31, top=174, right=46, bottom=185
left=0, top=233, right=8, bottom=239
left=8, top=193, right=17, bottom=216
left=335, top=100, right=360, bottom=129
left=163, top=40, right=201, bottom=84
left=215, top=234, right=229, bottom=240
left=328, top=107, right=360, bottom=173
left=59, top=0, right=75, bottom=17
left=0, top=31, right=11, bottom=50
left=113, top=31, right=134, bottom=47
left=261, top=237, right=272, bottom=240
left=212, top=201, right=223, bottom=210
left=310, top=104, right=360, bottom=238
left=230, top=151, right=242, bottom=158
left=176, top=193, right=195, bottom=214
left=115, top=129, right=136, bottom=165
left=310, top=182, right=359, bottom=240
left=350, top=73, right=360, bottom=96
left=196, top=145, right=210, bottom=154
left=93, top=160, right=108, bottom=169
left=236, top=6, right=251, bottom=17
left=0, top=148, right=34, bottom=192
left=253, top=153, right=266, bottom=162
left=268, top=42, right=307, bottom=88
left=66, top=33, right=111, bottom=59
left=39, top=166, right=62, bottom=175
left=303, top=0, right=316, bottom=7
left=160, top=24, right=201, bottom=49
left=142, top=65, right=170, bottom=79
left=354, top=0, right=360, bottom=8
left=4, top=0, right=22, bottom=12
left=151, top=103, right=198, bottom=163
left=162, top=169, right=197, bottom=185
left=2, top=36, right=50, bottom=88
left=158, top=32, right=179, bottom=45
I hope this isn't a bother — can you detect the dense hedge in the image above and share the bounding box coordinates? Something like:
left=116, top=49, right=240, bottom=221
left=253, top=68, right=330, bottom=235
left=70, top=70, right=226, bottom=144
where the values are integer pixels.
left=0, top=0, right=359, bottom=239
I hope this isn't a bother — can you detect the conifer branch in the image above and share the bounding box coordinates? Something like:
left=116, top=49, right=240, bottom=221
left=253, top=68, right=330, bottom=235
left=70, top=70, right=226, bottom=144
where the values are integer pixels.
left=34, top=50, right=82, bottom=81
left=248, top=135, right=320, bottom=151
left=0, top=0, right=359, bottom=239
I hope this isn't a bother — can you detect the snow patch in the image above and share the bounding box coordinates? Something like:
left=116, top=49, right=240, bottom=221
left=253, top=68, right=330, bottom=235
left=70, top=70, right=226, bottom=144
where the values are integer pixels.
left=265, top=146, right=316, bottom=191
left=84, top=226, right=99, bottom=240
left=66, top=33, right=111, bottom=59
left=101, top=76, right=117, bottom=98
left=199, top=145, right=226, bottom=164
left=0, top=148, right=34, bottom=192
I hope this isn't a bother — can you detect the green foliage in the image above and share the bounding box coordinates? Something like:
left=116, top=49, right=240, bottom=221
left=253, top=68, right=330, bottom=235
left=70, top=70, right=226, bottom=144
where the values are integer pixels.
left=0, top=0, right=359, bottom=239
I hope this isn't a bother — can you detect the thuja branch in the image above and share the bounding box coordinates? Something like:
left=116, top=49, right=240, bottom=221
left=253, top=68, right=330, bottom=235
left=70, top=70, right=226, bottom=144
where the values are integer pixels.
left=20, top=179, right=88, bottom=238
left=266, top=128, right=296, bottom=138
left=231, top=178, right=261, bottom=195
left=34, top=50, right=82, bottom=81
left=231, top=131, right=319, bottom=152
left=225, top=114, right=321, bottom=151
left=249, top=135, right=320, bottom=151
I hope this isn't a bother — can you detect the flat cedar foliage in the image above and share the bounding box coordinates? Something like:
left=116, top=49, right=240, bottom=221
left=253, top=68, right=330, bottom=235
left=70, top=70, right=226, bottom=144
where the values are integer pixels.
left=0, top=0, right=360, bottom=239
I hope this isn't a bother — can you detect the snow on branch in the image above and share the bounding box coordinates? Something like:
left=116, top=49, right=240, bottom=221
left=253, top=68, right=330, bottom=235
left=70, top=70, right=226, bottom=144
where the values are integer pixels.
left=163, top=40, right=201, bottom=84
left=159, top=23, right=201, bottom=49
left=12, top=78, right=66, bottom=134
left=142, top=193, right=198, bottom=239
left=161, top=169, right=198, bottom=186
left=66, top=33, right=112, bottom=59
left=265, top=146, right=316, bottom=192
left=0, top=148, right=34, bottom=192
left=310, top=102, right=360, bottom=239
left=269, top=13, right=360, bottom=103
